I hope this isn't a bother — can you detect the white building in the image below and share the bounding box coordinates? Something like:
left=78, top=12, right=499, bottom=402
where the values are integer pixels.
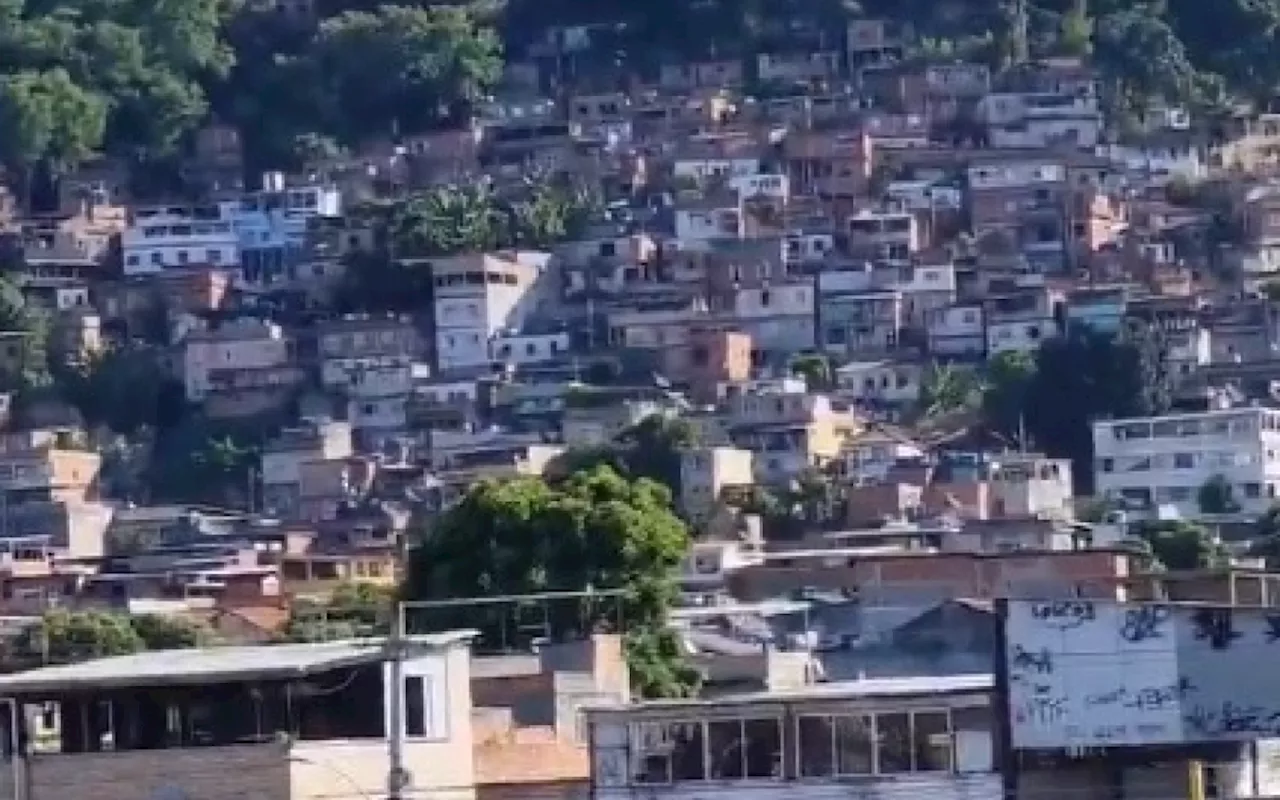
left=1092, top=407, right=1280, bottom=516
left=122, top=207, right=239, bottom=275
left=835, top=360, right=925, bottom=405
left=982, top=91, right=1102, bottom=149
left=490, top=331, right=570, bottom=366
left=122, top=181, right=341, bottom=280
left=432, top=251, right=549, bottom=372
left=926, top=303, right=985, bottom=358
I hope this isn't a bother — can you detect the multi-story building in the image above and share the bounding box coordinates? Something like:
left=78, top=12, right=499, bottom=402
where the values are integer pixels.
left=431, top=251, right=549, bottom=372
left=122, top=205, right=239, bottom=276
left=926, top=302, right=985, bottom=358
left=259, top=420, right=354, bottom=518
left=846, top=209, right=920, bottom=263
left=782, top=128, right=872, bottom=198
left=679, top=446, right=754, bottom=522
left=725, top=389, right=859, bottom=484
left=233, top=177, right=342, bottom=288
left=967, top=157, right=1069, bottom=273
left=1092, top=407, right=1280, bottom=515
left=981, top=91, right=1103, bottom=149
left=182, top=319, right=292, bottom=402
left=984, top=289, right=1060, bottom=356
left=122, top=180, right=340, bottom=281
left=661, top=327, right=753, bottom=404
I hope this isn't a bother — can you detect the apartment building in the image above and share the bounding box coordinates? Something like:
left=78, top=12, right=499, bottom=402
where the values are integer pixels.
left=725, top=389, right=859, bottom=484
left=182, top=319, right=292, bottom=402
left=122, top=205, right=239, bottom=275
left=1092, top=407, right=1280, bottom=515
left=967, top=157, right=1069, bottom=273
left=432, top=252, right=549, bottom=372
left=660, top=327, right=753, bottom=404
left=847, top=209, right=920, bottom=263
left=259, top=420, right=355, bottom=518
left=984, top=289, right=1060, bottom=356
left=783, top=128, right=872, bottom=199
left=981, top=90, right=1103, bottom=149
left=679, top=446, right=754, bottom=523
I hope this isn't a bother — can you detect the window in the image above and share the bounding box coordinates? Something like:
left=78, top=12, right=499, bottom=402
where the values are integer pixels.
left=634, top=719, right=780, bottom=783
left=835, top=715, right=875, bottom=774
left=126, top=254, right=140, bottom=266
left=877, top=713, right=912, bottom=773
left=1174, top=453, right=1195, bottom=469
left=151, top=252, right=164, bottom=265
left=177, top=250, right=189, bottom=265
left=405, top=676, right=426, bottom=736
left=207, top=249, right=222, bottom=263
left=798, top=712, right=953, bottom=777
left=1099, top=458, right=1114, bottom=473
left=1245, top=482, right=1262, bottom=499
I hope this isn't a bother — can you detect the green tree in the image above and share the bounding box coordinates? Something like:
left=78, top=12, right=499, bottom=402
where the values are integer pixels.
left=1197, top=474, right=1240, bottom=515
left=0, top=68, right=106, bottom=190
left=1248, top=504, right=1280, bottom=567
left=0, top=274, right=50, bottom=392
left=789, top=354, right=832, bottom=391
left=285, top=581, right=392, bottom=642
left=406, top=466, right=698, bottom=698
left=1014, top=323, right=1170, bottom=492
left=130, top=613, right=214, bottom=649
left=1058, top=0, right=1094, bottom=56
left=918, top=362, right=983, bottom=419
left=56, top=342, right=185, bottom=435
left=310, top=5, right=501, bottom=143
left=1094, top=9, right=1195, bottom=114
left=13, top=610, right=144, bottom=666
left=1133, top=520, right=1228, bottom=571
left=981, top=349, right=1037, bottom=442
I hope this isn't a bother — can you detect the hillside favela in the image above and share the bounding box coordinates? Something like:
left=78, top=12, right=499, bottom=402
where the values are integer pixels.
left=6, top=0, right=1280, bottom=798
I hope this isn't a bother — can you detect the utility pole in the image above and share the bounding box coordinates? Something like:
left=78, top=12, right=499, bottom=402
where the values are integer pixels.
left=386, top=598, right=410, bottom=800
left=386, top=531, right=412, bottom=799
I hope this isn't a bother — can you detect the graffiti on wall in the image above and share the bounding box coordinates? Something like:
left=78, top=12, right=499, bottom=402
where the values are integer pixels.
left=1005, top=600, right=1280, bottom=749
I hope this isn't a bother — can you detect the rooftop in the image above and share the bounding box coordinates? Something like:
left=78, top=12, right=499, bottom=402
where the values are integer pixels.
left=0, top=632, right=476, bottom=694
left=586, top=673, right=994, bottom=714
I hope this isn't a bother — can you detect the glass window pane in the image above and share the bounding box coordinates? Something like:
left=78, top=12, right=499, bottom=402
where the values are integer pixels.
left=743, top=718, right=782, bottom=778
left=404, top=676, right=426, bottom=736
left=913, top=712, right=952, bottom=772
left=708, top=720, right=745, bottom=779
left=835, top=715, right=874, bottom=775
left=798, top=716, right=834, bottom=777
left=877, top=713, right=912, bottom=773
left=670, top=722, right=706, bottom=782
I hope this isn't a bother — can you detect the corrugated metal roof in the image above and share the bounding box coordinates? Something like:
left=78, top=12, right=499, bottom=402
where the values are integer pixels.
left=0, top=631, right=475, bottom=694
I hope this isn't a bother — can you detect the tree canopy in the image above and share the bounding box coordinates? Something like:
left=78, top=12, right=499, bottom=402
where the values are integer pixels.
left=10, top=609, right=212, bottom=667
left=406, top=465, right=700, bottom=698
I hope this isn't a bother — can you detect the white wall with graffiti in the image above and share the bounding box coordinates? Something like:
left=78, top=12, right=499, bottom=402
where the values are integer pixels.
left=1005, top=600, right=1280, bottom=749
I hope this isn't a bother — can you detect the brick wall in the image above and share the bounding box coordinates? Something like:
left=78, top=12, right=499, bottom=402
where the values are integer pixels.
left=26, top=743, right=291, bottom=800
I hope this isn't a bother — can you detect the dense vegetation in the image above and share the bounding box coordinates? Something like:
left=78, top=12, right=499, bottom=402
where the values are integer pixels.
left=0, top=0, right=1275, bottom=197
